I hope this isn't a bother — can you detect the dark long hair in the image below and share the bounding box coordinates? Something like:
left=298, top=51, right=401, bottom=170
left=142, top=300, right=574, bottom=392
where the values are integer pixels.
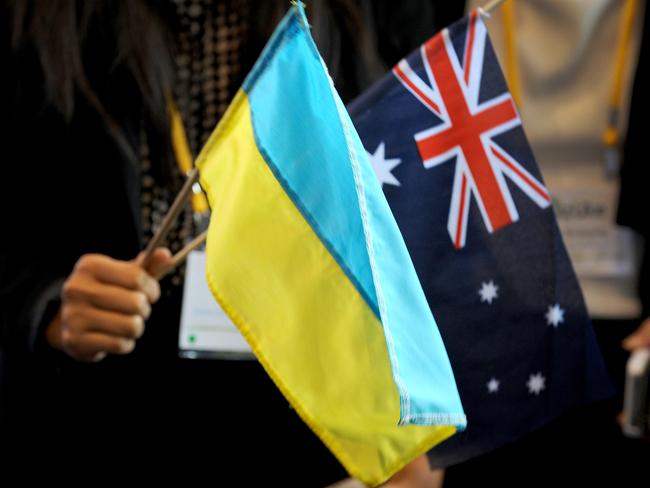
left=11, top=0, right=174, bottom=164
left=10, top=0, right=379, bottom=164
left=249, top=0, right=384, bottom=101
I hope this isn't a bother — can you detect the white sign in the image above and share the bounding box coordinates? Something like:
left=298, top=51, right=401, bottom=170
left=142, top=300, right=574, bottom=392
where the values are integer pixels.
left=553, top=185, right=636, bottom=279
left=179, top=251, right=253, bottom=359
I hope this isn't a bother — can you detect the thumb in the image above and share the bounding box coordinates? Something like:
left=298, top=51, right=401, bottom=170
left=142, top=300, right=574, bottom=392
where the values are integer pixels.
left=135, top=248, right=173, bottom=279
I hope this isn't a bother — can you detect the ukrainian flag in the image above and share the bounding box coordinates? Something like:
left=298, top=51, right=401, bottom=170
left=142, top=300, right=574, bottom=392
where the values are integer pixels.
left=196, top=4, right=465, bottom=485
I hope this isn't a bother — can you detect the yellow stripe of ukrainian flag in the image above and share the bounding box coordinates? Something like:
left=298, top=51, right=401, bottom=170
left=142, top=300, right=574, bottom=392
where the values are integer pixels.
left=197, top=90, right=455, bottom=486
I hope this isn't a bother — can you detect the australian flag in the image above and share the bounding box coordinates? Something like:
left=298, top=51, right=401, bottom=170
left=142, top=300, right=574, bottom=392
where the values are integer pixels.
left=348, top=11, right=613, bottom=467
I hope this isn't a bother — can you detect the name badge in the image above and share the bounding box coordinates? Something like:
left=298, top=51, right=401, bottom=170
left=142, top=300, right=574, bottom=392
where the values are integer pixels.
left=553, top=185, right=637, bottom=279
left=178, top=250, right=254, bottom=359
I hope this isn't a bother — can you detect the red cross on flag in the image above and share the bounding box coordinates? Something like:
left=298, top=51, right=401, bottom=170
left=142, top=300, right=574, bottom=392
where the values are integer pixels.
left=393, top=11, right=551, bottom=249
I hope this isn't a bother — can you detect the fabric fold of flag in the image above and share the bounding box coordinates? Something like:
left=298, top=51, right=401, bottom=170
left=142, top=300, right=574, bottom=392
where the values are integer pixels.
left=348, top=9, right=613, bottom=469
left=195, top=4, right=465, bottom=485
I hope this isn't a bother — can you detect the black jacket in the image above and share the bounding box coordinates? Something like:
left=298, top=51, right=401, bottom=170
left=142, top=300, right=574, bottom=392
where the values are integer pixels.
left=0, top=1, right=188, bottom=473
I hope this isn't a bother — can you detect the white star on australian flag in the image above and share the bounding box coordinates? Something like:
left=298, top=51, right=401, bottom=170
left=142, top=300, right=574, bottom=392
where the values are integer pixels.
left=478, top=280, right=499, bottom=304
left=367, top=142, right=402, bottom=187
left=545, top=303, right=565, bottom=327
left=526, top=372, right=546, bottom=395
left=486, top=377, right=500, bottom=394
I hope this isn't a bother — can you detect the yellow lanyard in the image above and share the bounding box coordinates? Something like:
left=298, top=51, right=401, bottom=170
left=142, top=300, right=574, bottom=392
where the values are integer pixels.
left=502, top=0, right=638, bottom=172
left=502, top=0, right=521, bottom=107
left=603, top=0, right=638, bottom=151
left=168, top=100, right=210, bottom=215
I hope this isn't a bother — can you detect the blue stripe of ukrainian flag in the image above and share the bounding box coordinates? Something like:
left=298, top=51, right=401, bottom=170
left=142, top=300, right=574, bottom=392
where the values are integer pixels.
left=196, top=3, right=465, bottom=485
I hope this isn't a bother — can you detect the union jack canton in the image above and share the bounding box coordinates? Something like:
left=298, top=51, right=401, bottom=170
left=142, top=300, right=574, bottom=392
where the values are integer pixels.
left=394, top=10, right=550, bottom=249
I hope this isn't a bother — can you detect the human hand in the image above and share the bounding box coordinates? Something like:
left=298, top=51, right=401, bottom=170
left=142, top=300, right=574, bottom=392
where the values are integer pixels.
left=380, top=456, right=444, bottom=488
left=623, top=317, right=650, bottom=351
left=325, top=456, right=444, bottom=488
left=45, top=248, right=172, bottom=362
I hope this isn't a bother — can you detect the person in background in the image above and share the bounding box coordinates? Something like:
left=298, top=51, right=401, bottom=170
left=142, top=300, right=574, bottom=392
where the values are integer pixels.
left=0, top=0, right=381, bottom=483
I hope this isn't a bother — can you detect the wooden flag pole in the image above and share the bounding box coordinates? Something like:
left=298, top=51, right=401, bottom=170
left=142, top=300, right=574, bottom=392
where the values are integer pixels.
left=141, top=167, right=199, bottom=269
left=155, top=230, right=208, bottom=280
left=482, top=0, right=507, bottom=16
